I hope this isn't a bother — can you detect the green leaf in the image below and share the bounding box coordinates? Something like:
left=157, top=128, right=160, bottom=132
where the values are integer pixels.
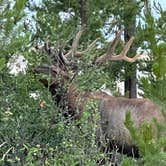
left=0, top=58, right=6, bottom=71
left=15, top=0, right=25, bottom=11
left=152, top=56, right=166, bottom=79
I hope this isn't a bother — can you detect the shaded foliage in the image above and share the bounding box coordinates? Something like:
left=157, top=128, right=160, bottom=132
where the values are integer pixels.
left=0, top=0, right=166, bottom=165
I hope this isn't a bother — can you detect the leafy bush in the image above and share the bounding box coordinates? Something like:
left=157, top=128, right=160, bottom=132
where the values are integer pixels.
left=124, top=111, right=166, bottom=166
left=0, top=73, right=106, bottom=165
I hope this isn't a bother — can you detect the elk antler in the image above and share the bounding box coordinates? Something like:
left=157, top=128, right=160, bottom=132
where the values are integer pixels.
left=95, top=30, right=140, bottom=64
left=64, top=26, right=99, bottom=58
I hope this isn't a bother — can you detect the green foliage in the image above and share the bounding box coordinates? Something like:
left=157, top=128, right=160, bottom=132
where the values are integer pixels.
left=124, top=112, right=139, bottom=142
left=125, top=111, right=166, bottom=166
left=140, top=76, right=166, bottom=107
left=0, top=0, right=30, bottom=73
left=137, top=4, right=166, bottom=164
left=152, top=43, right=166, bottom=79
left=75, top=62, right=115, bottom=91
left=0, top=0, right=166, bottom=165
left=0, top=58, right=6, bottom=71
left=15, top=0, right=26, bottom=11
left=121, top=157, right=137, bottom=166
left=139, top=6, right=166, bottom=104
left=0, top=73, right=104, bottom=165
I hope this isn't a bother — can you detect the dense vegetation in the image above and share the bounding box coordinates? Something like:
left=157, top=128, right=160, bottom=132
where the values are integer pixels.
left=0, top=0, right=166, bottom=165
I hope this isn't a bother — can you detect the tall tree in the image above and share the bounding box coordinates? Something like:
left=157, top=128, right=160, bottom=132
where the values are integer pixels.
left=123, top=1, right=138, bottom=98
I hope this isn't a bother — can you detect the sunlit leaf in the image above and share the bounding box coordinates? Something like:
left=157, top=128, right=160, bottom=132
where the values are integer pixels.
left=15, top=0, right=25, bottom=11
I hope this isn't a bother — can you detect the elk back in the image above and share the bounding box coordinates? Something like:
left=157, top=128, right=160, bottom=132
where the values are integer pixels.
left=97, top=97, right=165, bottom=157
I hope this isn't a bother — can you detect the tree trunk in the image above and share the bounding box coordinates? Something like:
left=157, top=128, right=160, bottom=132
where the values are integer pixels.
left=79, top=0, right=87, bottom=26
left=124, top=19, right=137, bottom=98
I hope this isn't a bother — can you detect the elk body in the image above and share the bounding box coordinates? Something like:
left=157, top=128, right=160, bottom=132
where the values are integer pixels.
left=35, top=27, right=165, bottom=157
left=96, top=95, right=165, bottom=157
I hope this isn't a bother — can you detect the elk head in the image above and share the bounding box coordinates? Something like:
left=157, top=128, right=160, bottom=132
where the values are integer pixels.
left=34, top=26, right=165, bottom=157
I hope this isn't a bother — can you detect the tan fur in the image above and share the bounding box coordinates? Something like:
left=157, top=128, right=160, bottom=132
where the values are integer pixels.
left=98, top=96, right=165, bottom=147
left=38, top=75, right=165, bottom=153
left=67, top=90, right=165, bottom=155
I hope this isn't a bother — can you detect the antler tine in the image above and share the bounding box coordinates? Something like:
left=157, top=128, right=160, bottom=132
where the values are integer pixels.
left=120, top=36, right=134, bottom=58
left=109, top=36, right=140, bottom=62
left=65, top=26, right=99, bottom=58
left=74, top=37, right=100, bottom=57
left=95, top=30, right=123, bottom=64
left=71, top=27, right=84, bottom=53
left=106, top=29, right=123, bottom=56
left=95, top=30, right=141, bottom=64
left=65, top=26, right=85, bottom=58
left=60, top=52, right=71, bottom=65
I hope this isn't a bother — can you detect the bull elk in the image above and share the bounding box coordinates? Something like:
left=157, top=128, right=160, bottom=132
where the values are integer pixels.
left=34, top=27, right=165, bottom=157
